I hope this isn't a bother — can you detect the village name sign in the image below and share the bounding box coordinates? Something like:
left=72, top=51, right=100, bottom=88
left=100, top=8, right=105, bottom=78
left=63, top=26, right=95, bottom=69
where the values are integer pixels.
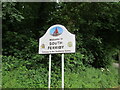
left=39, top=24, right=75, bottom=54
left=39, top=24, right=76, bottom=89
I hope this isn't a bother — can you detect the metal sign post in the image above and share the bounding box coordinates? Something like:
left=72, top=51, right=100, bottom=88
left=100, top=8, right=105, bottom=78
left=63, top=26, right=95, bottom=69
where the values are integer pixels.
left=48, top=54, right=51, bottom=89
left=62, top=54, right=64, bottom=89
left=48, top=54, right=64, bottom=89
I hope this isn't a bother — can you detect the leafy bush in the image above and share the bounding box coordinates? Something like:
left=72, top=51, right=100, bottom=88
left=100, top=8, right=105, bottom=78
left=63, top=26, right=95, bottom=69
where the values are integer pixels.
left=65, top=53, right=86, bottom=72
left=2, top=55, right=48, bottom=88
left=65, top=67, right=118, bottom=88
left=2, top=56, right=23, bottom=71
left=2, top=57, right=118, bottom=88
left=3, top=66, right=48, bottom=88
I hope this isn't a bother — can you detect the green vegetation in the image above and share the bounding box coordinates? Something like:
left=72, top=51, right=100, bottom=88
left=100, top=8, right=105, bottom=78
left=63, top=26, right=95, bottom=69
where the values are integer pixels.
left=2, top=2, right=120, bottom=88
left=2, top=55, right=118, bottom=88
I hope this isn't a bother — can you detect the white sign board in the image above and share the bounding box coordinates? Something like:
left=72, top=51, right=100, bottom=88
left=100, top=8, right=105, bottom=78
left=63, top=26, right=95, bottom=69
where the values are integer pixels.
left=39, top=24, right=75, bottom=54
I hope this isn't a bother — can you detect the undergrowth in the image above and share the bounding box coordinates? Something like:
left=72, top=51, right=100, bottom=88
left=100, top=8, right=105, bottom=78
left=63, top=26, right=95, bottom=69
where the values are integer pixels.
left=2, top=56, right=118, bottom=88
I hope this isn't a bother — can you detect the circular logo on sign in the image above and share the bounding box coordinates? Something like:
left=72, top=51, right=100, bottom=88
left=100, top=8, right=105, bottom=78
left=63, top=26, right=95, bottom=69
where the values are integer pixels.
left=50, top=27, right=63, bottom=36
left=67, top=42, right=73, bottom=47
left=41, top=44, right=45, bottom=49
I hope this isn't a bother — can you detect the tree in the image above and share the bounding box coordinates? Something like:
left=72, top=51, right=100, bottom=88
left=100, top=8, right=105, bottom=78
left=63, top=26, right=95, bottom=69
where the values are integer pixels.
left=2, top=2, right=120, bottom=68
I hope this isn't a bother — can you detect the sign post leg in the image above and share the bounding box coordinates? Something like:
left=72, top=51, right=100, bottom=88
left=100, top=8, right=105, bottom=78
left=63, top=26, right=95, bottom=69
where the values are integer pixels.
left=62, top=54, right=64, bottom=89
left=48, top=54, right=51, bottom=89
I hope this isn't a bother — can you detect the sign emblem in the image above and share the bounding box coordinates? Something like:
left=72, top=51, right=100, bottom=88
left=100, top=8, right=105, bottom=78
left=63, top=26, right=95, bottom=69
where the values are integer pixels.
left=50, top=27, right=63, bottom=36
left=41, top=44, right=45, bottom=49
left=67, top=42, right=72, bottom=47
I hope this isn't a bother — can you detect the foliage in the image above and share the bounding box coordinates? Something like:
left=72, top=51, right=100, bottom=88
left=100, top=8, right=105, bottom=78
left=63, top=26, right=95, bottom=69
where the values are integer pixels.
left=2, top=56, right=118, bottom=88
left=2, top=3, right=24, bottom=22
left=3, top=2, right=120, bottom=68
left=2, top=55, right=48, bottom=88
left=65, top=67, right=118, bottom=88
left=2, top=2, right=120, bottom=88
left=47, top=2, right=120, bottom=68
